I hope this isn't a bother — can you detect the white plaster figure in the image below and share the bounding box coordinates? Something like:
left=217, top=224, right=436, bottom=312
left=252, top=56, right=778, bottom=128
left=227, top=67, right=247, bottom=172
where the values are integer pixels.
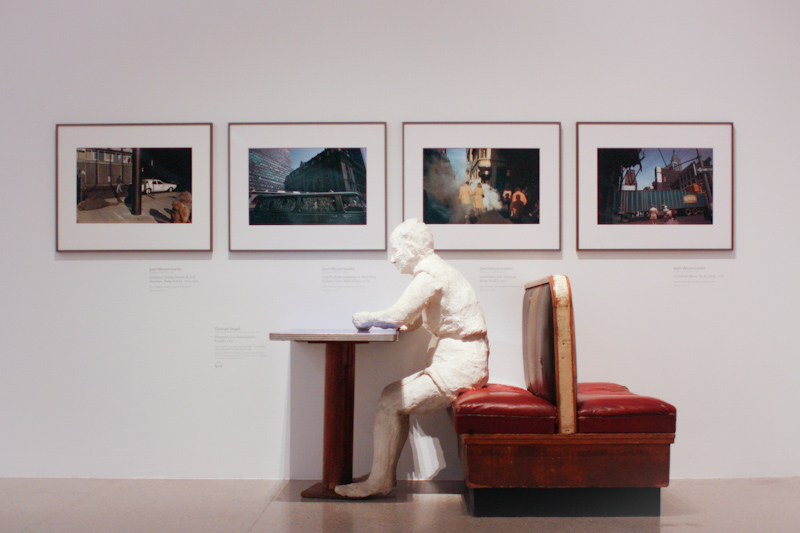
left=335, top=218, right=489, bottom=498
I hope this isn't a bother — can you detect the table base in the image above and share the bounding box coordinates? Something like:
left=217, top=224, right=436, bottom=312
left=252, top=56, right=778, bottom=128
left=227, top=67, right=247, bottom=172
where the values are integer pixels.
left=300, top=481, right=350, bottom=500
left=300, top=481, right=394, bottom=500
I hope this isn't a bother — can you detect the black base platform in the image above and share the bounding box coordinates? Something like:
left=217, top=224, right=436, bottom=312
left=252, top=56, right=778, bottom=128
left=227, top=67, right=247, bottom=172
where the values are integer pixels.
left=465, top=487, right=661, bottom=517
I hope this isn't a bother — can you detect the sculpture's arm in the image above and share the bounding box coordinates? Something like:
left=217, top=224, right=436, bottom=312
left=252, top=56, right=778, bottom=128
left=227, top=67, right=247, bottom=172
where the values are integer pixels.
left=353, top=272, right=439, bottom=330
left=400, top=313, right=424, bottom=332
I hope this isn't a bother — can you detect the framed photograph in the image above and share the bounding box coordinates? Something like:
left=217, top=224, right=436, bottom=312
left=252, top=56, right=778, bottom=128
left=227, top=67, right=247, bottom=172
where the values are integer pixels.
left=577, top=122, right=733, bottom=250
left=56, top=123, right=212, bottom=251
left=229, top=123, right=386, bottom=251
left=403, top=122, right=561, bottom=251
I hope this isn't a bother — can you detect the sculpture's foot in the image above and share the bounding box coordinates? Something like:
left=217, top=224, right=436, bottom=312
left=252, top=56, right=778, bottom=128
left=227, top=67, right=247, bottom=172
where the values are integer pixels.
left=350, top=473, right=396, bottom=485
left=334, top=477, right=393, bottom=499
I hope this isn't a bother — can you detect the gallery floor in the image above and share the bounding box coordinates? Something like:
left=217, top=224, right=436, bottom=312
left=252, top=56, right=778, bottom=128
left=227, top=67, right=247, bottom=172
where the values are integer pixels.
left=2, top=477, right=798, bottom=532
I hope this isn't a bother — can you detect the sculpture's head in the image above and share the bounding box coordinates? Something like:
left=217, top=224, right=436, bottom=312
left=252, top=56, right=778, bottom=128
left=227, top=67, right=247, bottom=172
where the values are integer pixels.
left=389, top=218, right=434, bottom=274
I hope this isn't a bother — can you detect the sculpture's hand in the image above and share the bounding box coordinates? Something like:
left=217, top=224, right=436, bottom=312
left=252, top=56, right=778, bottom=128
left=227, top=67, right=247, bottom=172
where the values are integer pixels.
left=352, top=311, right=374, bottom=331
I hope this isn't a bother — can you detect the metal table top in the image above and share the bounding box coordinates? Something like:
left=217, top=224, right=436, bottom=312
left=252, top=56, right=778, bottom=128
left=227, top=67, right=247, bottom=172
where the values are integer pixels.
left=269, top=328, right=399, bottom=343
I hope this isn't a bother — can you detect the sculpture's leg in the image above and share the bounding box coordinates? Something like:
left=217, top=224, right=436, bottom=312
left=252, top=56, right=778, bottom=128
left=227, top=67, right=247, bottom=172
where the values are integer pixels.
left=335, top=372, right=450, bottom=498
left=365, top=401, right=410, bottom=494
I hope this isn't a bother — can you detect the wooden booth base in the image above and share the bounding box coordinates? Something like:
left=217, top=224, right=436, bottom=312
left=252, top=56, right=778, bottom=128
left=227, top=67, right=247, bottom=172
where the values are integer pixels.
left=460, top=433, right=675, bottom=489
left=465, top=487, right=662, bottom=517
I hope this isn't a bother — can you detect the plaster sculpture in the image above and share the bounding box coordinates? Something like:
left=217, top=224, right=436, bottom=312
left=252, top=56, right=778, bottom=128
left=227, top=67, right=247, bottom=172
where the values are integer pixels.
left=335, top=218, right=489, bottom=498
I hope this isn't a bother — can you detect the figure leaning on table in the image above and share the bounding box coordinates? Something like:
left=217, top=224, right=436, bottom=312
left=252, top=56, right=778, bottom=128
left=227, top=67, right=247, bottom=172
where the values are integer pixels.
left=335, top=218, right=489, bottom=499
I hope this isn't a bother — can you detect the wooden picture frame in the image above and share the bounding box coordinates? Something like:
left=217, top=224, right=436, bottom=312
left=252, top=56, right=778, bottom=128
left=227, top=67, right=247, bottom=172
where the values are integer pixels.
left=56, top=123, right=212, bottom=251
left=403, top=122, right=561, bottom=251
left=229, top=122, right=387, bottom=251
left=577, top=122, right=734, bottom=251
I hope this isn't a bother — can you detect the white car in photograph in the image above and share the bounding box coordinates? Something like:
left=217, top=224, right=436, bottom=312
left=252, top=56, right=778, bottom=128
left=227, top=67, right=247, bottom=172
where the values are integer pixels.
left=141, top=179, right=177, bottom=194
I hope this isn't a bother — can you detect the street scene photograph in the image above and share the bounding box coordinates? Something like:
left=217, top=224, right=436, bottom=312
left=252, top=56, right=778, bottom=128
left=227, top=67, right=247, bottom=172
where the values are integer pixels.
left=597, top=148, right=714, bottom=225
left=422, top=148, right=540, bottom=225
left=76, top=148, right=193, bottom=224
left=248, top=147, right=367, bottom=225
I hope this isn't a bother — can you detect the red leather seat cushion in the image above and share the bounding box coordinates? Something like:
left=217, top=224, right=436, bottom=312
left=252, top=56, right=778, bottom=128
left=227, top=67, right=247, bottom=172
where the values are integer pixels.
left=451, top=384, right=556, bottom=434
left=577, top=382, right=676, bottom=433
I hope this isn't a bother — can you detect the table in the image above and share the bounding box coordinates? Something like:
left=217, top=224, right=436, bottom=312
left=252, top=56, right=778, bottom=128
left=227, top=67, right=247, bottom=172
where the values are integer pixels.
left=269, top=328, right=399, bottom=499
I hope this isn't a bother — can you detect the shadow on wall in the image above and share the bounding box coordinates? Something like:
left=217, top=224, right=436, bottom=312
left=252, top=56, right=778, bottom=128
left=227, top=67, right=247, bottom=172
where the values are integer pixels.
left=286, top=327, right=462, bottom=483
left=286, top=341, right=327, bottom=480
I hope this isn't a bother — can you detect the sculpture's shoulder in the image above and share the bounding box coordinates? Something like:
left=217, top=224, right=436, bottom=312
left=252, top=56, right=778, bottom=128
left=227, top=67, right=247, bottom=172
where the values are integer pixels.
left=413, top=253, right=474, bottom=293
left=412, top=254, right=450, bottom=281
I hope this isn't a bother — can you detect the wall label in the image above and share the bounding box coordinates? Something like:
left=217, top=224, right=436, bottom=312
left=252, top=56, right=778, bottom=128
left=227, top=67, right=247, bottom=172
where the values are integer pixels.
left=148, top=267, right=199, bottom=292
left=672, top=265, right=724, bottom=287
left=479, top=266, right=521, bottom=292
left=214, top=326, right=267, bottom=361
left=321, top=266, right=377, bottom=292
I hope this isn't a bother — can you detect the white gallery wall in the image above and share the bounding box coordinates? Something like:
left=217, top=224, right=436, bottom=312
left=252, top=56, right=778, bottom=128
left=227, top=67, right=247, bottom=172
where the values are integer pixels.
left=2, top=0, right=799, bottom=480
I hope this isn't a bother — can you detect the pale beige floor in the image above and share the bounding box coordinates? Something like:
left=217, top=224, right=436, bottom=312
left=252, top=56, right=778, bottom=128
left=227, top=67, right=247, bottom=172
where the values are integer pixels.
left=1, top=477, right=798, bottom=532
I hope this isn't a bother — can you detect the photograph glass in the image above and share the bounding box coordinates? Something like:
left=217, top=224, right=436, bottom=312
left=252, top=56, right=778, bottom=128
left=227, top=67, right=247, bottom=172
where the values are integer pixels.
left=77, top=148, right=192, bottom=224
left=57, top=123, right=212, bottom=252
left=577, top=122, right=733, bottom=251
left=403, top=123, right=560, bottom=251
left=228, top=123, right=386, bottom=251
left=423, top=148, right=539, bottom=225
left=597, top=148, right=713, bottom=225
left=248, top=148, right=367, bottom=226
